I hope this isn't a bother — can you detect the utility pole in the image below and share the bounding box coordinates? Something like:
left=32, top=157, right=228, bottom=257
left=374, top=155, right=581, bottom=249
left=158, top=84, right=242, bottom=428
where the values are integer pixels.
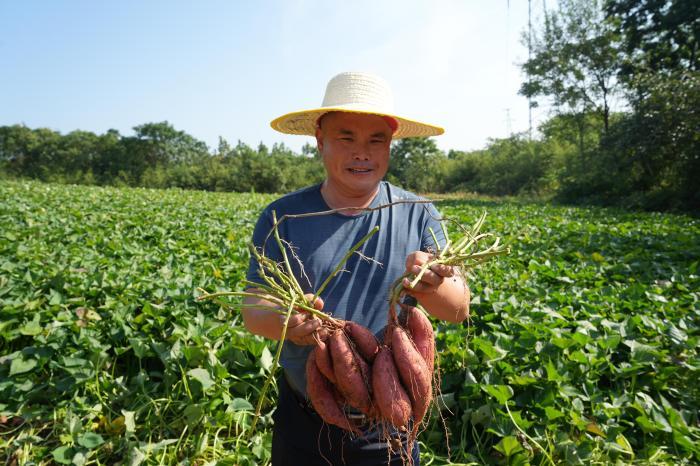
left=528, top=0, right=533, bottom=139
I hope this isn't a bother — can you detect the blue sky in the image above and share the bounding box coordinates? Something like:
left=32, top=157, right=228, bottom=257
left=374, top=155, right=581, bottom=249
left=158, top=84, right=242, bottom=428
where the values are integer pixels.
left=0, top=1, right=547, bottom=153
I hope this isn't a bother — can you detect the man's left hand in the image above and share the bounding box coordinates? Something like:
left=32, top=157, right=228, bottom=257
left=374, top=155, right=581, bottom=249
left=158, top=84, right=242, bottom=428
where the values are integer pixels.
left=403, top=251, right=456, bottom=295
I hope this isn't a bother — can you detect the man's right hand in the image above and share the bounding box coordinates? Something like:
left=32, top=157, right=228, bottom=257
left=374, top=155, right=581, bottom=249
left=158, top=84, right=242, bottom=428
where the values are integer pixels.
left=242, top=290, right=329, bottom=345
left=284, top=294, right=328, bottom=345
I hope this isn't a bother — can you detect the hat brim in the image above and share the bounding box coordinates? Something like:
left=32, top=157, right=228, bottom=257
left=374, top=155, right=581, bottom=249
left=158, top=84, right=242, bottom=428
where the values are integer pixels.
left=270, top=106, right=444, bottom=139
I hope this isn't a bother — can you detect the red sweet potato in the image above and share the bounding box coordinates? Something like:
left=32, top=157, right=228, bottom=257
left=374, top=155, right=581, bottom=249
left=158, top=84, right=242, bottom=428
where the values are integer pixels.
left=329, top=330, right=373, bottom=415
left=391, top=325, right=432, bottom=423
left=404, top=307, right=435, bottom=375
left=314, top=340, right=336, bottom=384
left=306, top=351, right=359, bottom=434
left=331, top=384, right=346, bottom=408
left=372, top=346, right=411, bottom=427
left=344, top=321, right=379, bottom=363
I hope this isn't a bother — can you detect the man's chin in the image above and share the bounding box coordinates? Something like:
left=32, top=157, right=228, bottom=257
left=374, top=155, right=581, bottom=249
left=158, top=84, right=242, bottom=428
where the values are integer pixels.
left=343, top=178, right=380, bottom=193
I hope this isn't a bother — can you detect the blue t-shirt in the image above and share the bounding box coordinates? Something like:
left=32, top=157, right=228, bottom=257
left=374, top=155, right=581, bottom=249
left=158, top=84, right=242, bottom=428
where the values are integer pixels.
left=246, top=181, right=445, bottom=395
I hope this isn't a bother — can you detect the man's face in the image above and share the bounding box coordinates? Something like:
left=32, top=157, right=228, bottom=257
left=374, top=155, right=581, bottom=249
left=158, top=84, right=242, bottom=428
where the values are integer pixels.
left=315, top=112, right=392, bottom=197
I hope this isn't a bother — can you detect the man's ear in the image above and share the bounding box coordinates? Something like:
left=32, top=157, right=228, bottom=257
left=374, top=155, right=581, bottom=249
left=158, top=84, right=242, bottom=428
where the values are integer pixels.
left=315, top=127, right=324, bottom=152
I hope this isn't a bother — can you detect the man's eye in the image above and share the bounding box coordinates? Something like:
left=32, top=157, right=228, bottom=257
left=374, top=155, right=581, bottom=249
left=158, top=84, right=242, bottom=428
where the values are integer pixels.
left=340, top=137, right=353, bottom=142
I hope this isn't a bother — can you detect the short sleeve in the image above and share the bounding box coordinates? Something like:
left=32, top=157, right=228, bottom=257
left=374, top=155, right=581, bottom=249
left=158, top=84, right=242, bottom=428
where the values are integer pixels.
left=421, top=202, right=447, bottom=254
left=245, top=207, right=283, bottom=288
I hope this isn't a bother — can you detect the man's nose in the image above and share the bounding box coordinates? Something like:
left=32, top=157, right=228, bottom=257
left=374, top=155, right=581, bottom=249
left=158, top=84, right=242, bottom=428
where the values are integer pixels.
left=352, top=142, right=372, bottom=160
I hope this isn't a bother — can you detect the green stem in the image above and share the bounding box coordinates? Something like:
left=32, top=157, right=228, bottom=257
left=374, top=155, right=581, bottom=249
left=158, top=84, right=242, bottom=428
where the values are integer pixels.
left=439, top=220, right=450, bottom=245
left=197, top=289, right=332, bottom=320
left=313, top=225, right=379, bottom=304
left=438, top=239, right=452, bottom=259
left=271, top=210, right=306, bottom=299
left=428, top=226, right=441, bottom=254
left=504, top=402, right=555, bottom=466
left=248, top=296, right=296, bottom=436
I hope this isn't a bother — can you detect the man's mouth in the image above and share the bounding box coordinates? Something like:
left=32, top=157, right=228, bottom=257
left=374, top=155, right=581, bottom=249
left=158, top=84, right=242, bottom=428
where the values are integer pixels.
left=348, top=168, right=373, bottom=174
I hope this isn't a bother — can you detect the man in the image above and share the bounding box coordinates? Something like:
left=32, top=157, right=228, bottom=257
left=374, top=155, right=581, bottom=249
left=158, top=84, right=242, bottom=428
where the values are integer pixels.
left=243, top=72, right=469, bottom=465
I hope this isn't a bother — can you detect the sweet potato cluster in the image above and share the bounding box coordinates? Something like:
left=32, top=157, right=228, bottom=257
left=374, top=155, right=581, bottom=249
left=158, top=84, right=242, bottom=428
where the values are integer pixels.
left=305, top=308, right=435, bottom=437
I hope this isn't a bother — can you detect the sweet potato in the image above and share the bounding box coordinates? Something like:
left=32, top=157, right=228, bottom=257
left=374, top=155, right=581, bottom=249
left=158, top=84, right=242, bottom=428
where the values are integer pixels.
left=403, top=307, right=435, bottom=374
left=329, top=330, right=373, bottom=415
left=314, top=340, right=336, bottom=384
left=391, top=325, right=432, bottom=423
left=372, top=346, right=411, bottom=427
left=306, top=351, right=359, bottom=434
left=344, top=321, right=379, bottom=363
left=331, top=383, right=346, bottom=408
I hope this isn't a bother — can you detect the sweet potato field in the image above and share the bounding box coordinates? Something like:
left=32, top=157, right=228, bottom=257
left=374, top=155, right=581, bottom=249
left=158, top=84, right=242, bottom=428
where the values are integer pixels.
left=1, top=180, right=698, bottom=465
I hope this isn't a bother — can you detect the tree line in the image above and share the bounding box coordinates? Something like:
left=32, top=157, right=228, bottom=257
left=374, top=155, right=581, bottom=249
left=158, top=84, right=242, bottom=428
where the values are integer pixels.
left=518, top=0, right=698, bottom=211
left=1, top=0, right=697, bottom=212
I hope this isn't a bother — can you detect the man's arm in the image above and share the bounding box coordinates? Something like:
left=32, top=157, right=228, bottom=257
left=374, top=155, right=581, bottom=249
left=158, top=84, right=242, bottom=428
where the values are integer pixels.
left=402, top=251, right=470, bottom=323
left=241, top=289, right=329, bottom=345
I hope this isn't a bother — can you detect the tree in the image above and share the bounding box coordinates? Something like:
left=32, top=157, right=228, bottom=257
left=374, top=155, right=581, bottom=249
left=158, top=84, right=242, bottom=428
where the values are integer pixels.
left=601, top=0, right=700, bottom=210
left=215, top=136, right=233, bottom=158
left=132, top=121, right=209, bottom=165
left=301, top=142, right=320, bottom=159
left=388, top=138, right=447, bottom=192
left=0, top=125, right=62, bottom=180
left=520, top=0, right=620, bottom=141
left=606, top=0, right=699, bottom=78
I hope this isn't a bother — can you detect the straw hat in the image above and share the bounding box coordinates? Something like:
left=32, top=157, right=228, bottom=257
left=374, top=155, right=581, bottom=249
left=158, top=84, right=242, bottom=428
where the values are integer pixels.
left=270, top=72, right=444, bottom=139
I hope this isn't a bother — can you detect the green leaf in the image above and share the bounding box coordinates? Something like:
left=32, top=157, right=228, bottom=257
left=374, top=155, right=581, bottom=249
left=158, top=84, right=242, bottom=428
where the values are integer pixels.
left=128, top=337, right=148, bottom=358
left=482, top=384, right=513, bottom=404
left=635, top=415, right=657, bottom=433
left=545, top=359, right=564, bottom=382
left=77, top=432, right=104, bottom=449
left=591, top=252, right=605, bottom=263
left=472, top=337, right=508, bottom=361
left=470, top=404, right=491, bottom=425
left=20, top=313, right=42, bottom=336
left=230, top=397, right=254, bottom=411
left=615, top=434, right=634, bottom=456
left=52, top=446, right=75, bottom=464
left=651, top=409, right=672, bottom=433
left=128, top=447, right=146, bottom=466
left=184, top=404, right=204, bottom=426
left=646, top=292, right=668, bottom=303
left=10, top=356, right=37, bottom=376
left=494, top=435, right=523, bottom=457
left=586, top=422, right=606, bottom=438
left=260, top=345, right=273, bottom=372
left=187, top=368, right=214, bottom=390
left=122, top=410, right=136, bottom=433
left=72, top=451, right=87, bottom=466
left=544, top=406, right=565, bottom=420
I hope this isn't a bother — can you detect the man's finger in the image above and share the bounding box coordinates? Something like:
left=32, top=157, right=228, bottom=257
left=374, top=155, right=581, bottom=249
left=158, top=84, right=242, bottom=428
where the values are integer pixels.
left=431, top=264, right=454, bottom=278
left=403, top=277, right=422, bottom=292
left=410, top=266, right=443, bottom=286
left=316, top=328, right=331, bottom=342
left=312, top=297, right=324, bottom=310
left=290, top=318, right=321, bottom=336
left=302, top=294, right=325, bottom=311
left=403, top=279, right=430, bottom=294
left=288, top=320, right=326, bottom=346
left=285, top=313, right=309, bottom=327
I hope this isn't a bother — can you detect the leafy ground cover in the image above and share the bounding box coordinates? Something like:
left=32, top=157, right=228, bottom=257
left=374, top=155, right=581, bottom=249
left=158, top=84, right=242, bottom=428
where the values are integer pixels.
left=0, top=180, right=698, bottom=465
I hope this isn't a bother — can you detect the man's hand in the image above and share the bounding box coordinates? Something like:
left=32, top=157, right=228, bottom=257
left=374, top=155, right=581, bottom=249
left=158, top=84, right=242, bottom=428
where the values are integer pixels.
left=403, top=251, right=455, bottom=295
left=284, top=294, right=328, bottom=346
left=241, top=290, right=331, bottom=344
left=401, top=251, right=470, bottom=323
